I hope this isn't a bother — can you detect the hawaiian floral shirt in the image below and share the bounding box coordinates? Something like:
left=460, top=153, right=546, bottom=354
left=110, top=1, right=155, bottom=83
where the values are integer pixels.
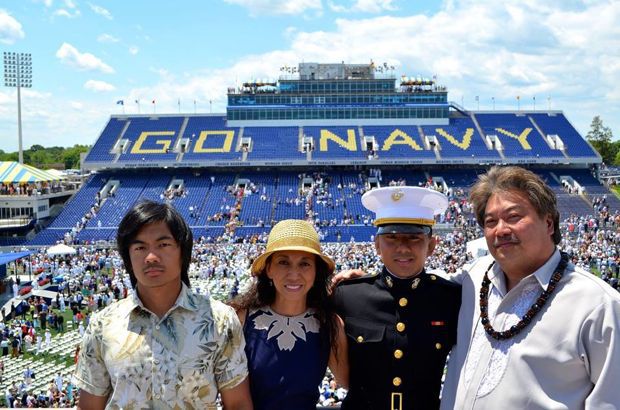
left=74, top=284, right=247, bottom=409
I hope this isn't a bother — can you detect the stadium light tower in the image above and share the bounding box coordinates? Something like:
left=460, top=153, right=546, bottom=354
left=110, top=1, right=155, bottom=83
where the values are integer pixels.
left=3, top=51, right=33, bottom=164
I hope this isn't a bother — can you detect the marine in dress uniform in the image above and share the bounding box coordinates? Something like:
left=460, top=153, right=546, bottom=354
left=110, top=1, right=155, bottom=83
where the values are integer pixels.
left=333, top=186, right=461, bottom=410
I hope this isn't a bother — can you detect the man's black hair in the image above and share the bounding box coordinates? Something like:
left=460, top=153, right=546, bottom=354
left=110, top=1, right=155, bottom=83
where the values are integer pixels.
left=117, top=200, right=192, bottom=288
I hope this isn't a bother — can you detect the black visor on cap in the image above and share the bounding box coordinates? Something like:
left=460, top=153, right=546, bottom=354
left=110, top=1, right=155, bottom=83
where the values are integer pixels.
left=377, top=224, right=432, bottom=235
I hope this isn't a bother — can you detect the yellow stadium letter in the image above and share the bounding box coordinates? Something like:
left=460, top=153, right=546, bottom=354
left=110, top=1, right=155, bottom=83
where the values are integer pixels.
left=319, top=129, right=357, bottom=151
left=382, top=129, right=422, bottom=151
left=495, top=128, right=532, bottom=150
left=131, top=131, right=175, bottom=154
left=435, top=128, right=474, bottom=150
left=193, top=130, right=235, bottom=153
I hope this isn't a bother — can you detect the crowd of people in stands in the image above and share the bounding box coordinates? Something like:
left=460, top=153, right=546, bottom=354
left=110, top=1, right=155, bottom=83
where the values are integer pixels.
left=0, top=206, right=617, bottom=406
left=1, top=170, right=618, bottom=406
left=0, top=182, right=64, bottom=197
left=161, top=185, right=186, bottom=201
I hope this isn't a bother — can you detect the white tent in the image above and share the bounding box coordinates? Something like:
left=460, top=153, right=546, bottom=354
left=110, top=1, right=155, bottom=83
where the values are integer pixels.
left=46, top=243, right=77, bottom=256
left=466, top=237, right=488, bottom=258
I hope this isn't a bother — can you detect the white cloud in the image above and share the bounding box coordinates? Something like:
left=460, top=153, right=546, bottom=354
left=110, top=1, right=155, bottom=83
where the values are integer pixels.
left=56, top=43, right=115, bottom=73
left=128, top=46, right=139, bottom=55
left=97, top=33, right=119, bottom=43
left=35, top=0, right=54, bottom=7
left=84, top=79, right=116, bottom=92
left=52, top=8, right=80, bottom=18
left=2, top=0, right=619, bottom=151
left=88, top=3, right=113, bottom=19
left=69, top=101, right=83, bottom=109
left=329, top=0, right=397, bottom=13
left=171, top=0, right=615, bottom=136
left=0, top=9, right=25, bottom=44
left=223, top=0, right=322, bottom=16
left=149, top=67, right=171, bottom=78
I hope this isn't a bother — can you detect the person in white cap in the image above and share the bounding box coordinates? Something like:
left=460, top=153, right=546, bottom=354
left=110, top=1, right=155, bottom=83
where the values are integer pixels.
left=332, top=186, right=461, bottom=410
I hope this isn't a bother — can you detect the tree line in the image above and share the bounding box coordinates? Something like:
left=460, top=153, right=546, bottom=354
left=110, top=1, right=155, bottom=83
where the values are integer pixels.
left=0, top=144, right=89, bottom=170
left=586, top=116, right=619, bottom=166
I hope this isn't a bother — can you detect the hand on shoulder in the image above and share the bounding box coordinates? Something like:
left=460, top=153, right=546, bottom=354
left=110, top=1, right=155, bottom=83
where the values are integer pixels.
left=329, top=269, right=367, bottom=293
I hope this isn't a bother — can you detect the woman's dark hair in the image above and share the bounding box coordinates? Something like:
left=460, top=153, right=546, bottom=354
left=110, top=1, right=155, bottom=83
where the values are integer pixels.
left=229, top=253, right=339, bottom=351
left=117, top=200, right=193, bottom=288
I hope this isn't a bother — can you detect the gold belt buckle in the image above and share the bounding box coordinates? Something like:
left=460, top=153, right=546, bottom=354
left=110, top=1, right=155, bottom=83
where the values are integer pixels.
left=391, top=392, right=403, bottom=410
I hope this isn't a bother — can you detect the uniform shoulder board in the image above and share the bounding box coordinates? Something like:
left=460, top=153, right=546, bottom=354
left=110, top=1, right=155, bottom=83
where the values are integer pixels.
left=336, top=271, right=379, bottom=286
left=426, top=272, right=460, bottom=288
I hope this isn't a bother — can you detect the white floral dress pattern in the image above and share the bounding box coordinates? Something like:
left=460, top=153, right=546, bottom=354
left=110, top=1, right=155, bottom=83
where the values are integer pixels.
left=244, top=307, right=329, bottom=410
left=74, top=284, right=247, bottom=409
left=252, top=307, right=320, bottom=351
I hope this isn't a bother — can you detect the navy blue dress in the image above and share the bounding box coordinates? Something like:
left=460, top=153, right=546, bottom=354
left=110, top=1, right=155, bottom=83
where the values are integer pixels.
left=243, top=307, right=329, bottom=410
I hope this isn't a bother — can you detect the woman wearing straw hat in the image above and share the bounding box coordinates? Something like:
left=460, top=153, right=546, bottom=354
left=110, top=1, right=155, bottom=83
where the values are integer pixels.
left=230, top=219, right=348, bottom=410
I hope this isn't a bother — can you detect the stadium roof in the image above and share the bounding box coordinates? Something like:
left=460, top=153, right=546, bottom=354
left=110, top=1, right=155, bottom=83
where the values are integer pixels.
left=0, top=161, right=64, bottom=184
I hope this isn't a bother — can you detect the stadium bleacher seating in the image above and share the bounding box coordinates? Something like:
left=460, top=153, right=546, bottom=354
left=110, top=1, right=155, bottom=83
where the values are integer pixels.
left=529, top=113, right=598, bottom=158
left=116, top=116, right=184, bottom=162
left=84, top=117, right=127, bottom=163
left=183, top=116, right=241, bottom=162
left=24, top=165, right=618, bottom=245
left=304, top=127, right=367, bottom=160
left=475, top=113, right=560, bottom=158
left=363, top=126, right=436, bottom=160
left=244, top=127, right=305, bottom=161
left=421, top=117, right=500, bottom=160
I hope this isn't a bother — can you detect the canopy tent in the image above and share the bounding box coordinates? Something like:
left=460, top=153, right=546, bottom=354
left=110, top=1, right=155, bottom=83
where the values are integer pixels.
left=0, top=161, right=64, bottom=184
left=466, top=236, right=489, bottom=258
left=0, top=251, right=32, bottom=266
left=46, top=243, right=76, bottom=256
left=44, top=168, right=68, bottom=179
left=0, top=250, right=32, bottom=280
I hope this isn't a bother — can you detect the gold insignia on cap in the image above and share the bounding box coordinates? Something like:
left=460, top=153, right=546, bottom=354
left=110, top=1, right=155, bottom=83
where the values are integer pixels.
left=391, top=189, right=404, bottom=201
left=411, top=278, right=421, bottom=290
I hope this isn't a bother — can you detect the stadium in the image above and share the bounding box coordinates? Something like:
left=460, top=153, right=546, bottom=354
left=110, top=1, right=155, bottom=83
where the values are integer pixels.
left=5, top=61, right=616, bottom=247
left=0, top=61, right=618, bottom=407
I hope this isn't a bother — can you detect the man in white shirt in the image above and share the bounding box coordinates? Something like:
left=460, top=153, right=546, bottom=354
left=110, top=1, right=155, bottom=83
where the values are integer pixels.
left=441, top=166, right=620, bottom=409
left=54, top=372, right=63, bottom=392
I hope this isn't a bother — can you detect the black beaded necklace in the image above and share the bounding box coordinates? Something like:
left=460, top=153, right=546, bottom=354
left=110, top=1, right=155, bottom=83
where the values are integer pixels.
left=479, top=252, right=569, bottom=340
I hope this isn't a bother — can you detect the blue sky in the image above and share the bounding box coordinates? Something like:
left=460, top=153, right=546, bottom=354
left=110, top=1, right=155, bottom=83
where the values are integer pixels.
left=0, top=0, right=618, bottom=153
